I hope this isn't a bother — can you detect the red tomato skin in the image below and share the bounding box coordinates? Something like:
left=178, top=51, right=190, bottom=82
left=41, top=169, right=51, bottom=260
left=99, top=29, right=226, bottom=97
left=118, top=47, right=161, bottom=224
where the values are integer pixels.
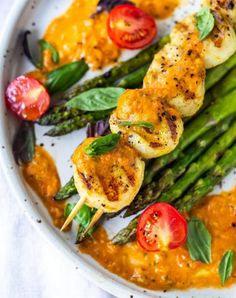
left=107, top=4, right=157, bottom=49
left=137, top=203, right=187, bottom=252
left=5, top=75, right=50, bottom=121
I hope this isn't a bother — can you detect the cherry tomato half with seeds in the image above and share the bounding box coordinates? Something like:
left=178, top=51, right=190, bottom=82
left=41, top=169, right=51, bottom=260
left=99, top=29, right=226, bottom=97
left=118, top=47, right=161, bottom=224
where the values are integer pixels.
left=137, top=203, right=187, bottom=252
left=107, top=4, right=157, bottom=49
left=5, top=75, right=50, bottom=121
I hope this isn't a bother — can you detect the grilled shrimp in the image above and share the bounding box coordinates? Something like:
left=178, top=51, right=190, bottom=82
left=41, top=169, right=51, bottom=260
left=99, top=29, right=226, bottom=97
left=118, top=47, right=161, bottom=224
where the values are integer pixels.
left=109, top=89, right=184, bottom=159
left=72, top=138, right=145, bottom=213
left=143, top=25, right=206, bottom=117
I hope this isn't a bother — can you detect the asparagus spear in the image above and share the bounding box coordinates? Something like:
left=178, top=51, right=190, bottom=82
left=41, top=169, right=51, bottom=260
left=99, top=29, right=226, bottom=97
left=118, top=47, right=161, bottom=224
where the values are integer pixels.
left=63, top=36, right=170, bottom=100
left=116, top=64, right=149, bottom=88
left=143, top=86, right=236, bottom=186
left=45, top=114, right=95, bottom=137
left=38, top=108, right=82, bottom=126
left=158, top=120, right=236, bottom=204
left=44, top=110, right=111, bottom=137
left=112, top=217, right=139, bottom=245
left=175, top=142, right=236, bottom=212
left=205, top=52, right=236, bottom=90
left=211, top=67, right=236, bottom=99
left=124, top=116, right=234, bottom=217
left=54, top=177, right=77, bottom=200
left=112, top=142, right=236, bottom=245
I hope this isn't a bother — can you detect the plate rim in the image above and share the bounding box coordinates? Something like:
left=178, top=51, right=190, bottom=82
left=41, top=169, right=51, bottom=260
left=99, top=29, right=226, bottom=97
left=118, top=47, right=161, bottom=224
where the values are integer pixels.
left=0, top=1, right=235, bottom=298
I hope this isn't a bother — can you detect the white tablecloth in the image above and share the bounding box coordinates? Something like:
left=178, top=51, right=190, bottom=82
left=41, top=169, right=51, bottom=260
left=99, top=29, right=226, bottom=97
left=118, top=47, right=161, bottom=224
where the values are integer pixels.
left=0, top=2, right=113, bottom=297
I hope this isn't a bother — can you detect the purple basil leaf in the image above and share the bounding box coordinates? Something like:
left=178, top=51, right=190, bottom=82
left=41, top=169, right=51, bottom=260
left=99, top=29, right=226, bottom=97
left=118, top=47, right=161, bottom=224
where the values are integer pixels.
left=86, top=119, right=110, bottom=137
left=92, top=0, right=134, bottom=17
left=13, top=121, right=36, bottom=165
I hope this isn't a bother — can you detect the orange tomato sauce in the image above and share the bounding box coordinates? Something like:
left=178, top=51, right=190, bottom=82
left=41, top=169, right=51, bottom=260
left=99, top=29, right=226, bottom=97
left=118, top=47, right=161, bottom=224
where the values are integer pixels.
left=43, top=0, right=120, bottom=71
left=133, top=0, right=179, bottom=19
left=41, top=0, right=180, bottom=71
left=22, top=145, right=64, bottom=228
left=80, top=188, right=236, bottom=291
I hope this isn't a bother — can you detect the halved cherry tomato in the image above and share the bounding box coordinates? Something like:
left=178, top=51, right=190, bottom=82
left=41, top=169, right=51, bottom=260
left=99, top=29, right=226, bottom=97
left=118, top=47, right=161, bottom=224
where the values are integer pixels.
left=137, top=203, right=187, bottom=252
left=5, top=75, right=50, bottom=121
left=107, top=4, right=157, bottom=49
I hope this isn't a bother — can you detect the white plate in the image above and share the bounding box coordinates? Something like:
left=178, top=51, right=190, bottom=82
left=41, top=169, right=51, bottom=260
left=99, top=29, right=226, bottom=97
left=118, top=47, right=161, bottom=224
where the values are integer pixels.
left=0, top=0, right=236, bottom=297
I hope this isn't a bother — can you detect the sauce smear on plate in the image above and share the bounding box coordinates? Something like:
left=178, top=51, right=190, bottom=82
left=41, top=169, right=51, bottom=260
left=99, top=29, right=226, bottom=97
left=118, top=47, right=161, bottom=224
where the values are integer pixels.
left=133, top=0, right=179, bottom=19
left=80, top=188, right=236, bottom=290
left=43, top=0, right=120, bottom=70
left=42, top=0, right=180, bottom=70
left=22, top=145, right=64, bottom=227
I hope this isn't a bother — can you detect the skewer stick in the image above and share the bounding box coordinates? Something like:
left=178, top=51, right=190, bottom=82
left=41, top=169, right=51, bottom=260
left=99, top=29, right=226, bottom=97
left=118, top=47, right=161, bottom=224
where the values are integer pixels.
left=61, top=197, right=87, bottom=231
left=81, top=208, right=104, bottom=239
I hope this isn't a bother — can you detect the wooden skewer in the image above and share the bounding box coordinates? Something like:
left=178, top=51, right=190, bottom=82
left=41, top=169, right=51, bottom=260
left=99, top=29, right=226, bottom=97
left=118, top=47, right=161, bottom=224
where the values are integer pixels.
left=81, top=208, right=104, bottom=240
left=61, top=197, right=87, bottom=231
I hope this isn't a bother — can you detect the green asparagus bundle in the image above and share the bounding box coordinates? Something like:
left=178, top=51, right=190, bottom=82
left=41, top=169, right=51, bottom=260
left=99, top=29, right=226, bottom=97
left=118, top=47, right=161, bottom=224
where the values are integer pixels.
left=175, top=142, right=236, bottom=212
left=158, top=120, right=236, bottom=203
left=112, top=142, right=236, bottom=245
left=124, top=116, right=234, bottom=217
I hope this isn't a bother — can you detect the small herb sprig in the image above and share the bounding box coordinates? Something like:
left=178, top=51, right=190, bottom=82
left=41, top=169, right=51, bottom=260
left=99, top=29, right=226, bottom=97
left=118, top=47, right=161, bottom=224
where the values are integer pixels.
left=119, top=120, right=154, bottom=130
left=196, top=8, right=215, bottom=40
left=85, top=133, right=120, bottom=157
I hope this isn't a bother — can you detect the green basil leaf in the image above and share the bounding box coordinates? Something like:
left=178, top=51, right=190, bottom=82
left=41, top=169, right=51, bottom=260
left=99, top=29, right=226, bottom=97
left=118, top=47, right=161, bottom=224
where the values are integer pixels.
left=64, top=203, right=96, bottom=242
left=12, top=121, right=36, bottom=165
left=85, top=133, right=120, bottom=157
left=46, top=60, right=89, bottom=94
left=39, top=39, right=59, bottom=67
left=65, top=87, right=125, bottom=111
left=186, top=217, right=212, bottom=263
left=119, top=120, right=154, bottom=129
left=196, top=8, right=215, bottom=40
left=64, top=203, right=95, bottom=226
left=219, top=250, right=235, bottom=285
